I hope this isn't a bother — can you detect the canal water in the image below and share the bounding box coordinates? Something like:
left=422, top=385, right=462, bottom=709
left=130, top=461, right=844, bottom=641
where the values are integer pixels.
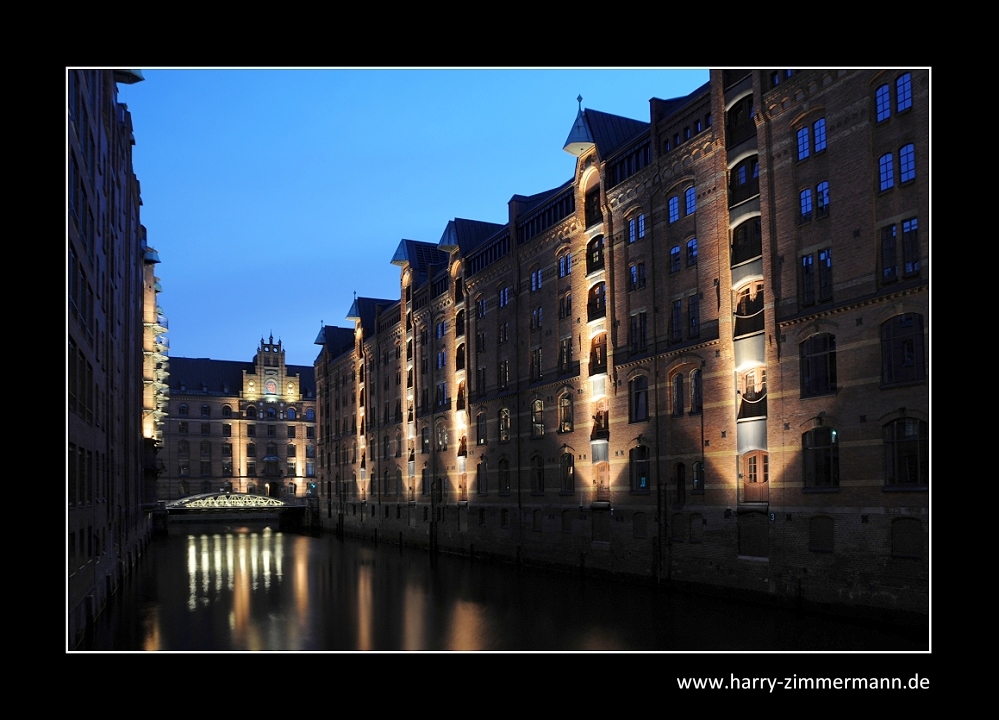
left=81, top=523, right=928, bottom=652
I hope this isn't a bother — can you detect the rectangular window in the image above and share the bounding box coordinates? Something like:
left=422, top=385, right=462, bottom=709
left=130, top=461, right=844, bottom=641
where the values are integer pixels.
left=668, top=196, right=679, bottom=223
left=628, top=217, right=636, bottom=243
left=559, top=337, right=573, bottom=372
left=630, top=312, right=647, bottom=353
left=498, top=322, right=509, bottom=344
left=531, top=269, right=543, bottom=292
left=813, top=118, right=826, bottom=153
left=179, top=421, right=188, bottom=435
left=498, top=287, right=509, bottom=308
left=247, top=424, right=256, bottom=437
left=802, top=254, right=815, bottom=305
left=638, top=213, right=645, bottom=238
left=670, top=300, right=682, bottom=342
left=800, top=188, right=812, bottom=223
left=899, top=144, right=916, bottom=183
left=818, top=249, right=833, bottom=302
left=881, top=224, right=898, bottom=283
left=896, top=72, right=912, bottom=112
left=629, top=262, right=646, bottom=291
left=876, top=84, right=891, bottom=122
left=688, top=295, right=700, bottom=338
left=879, top=153, right=894, bottom=191
left=530, top=348, right=543, bottom=381
left=797, top=127, right=810, bottom=160
left=816, top=181, right=830, bottom=217
left=201, top=423, right=210, bottom=436
left=287, top=425, right=296, bottom=439
left=902, top=218, right=920, bottom=276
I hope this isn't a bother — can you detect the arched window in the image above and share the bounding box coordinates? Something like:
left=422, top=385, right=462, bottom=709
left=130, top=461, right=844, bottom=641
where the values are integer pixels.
left=884, top=418, right=928, bottom=488
left=803, top=427, right=838, bottom=488
left=690, top=369, right=703, bottom=413
left=477, top=460, right=487, bottom=495
left=630, top=376, right=649, bottom=422
left=590, top=332, right=607, bottom=374
left=671, top=373, right=684, bottom=417
left=456, top=343, right=465, bottom=371
left=201, top=404, right=210, bottom=417
left=685, top=186, right=696, bottom=215
left=881, top=313, right=926, bottom=386
left=630, top=445, right=650, bottom=491
left=455, top=310, right=465, bottom=337
left=382, top=435, right=390, bottom=460
left=686, top=237, right=698, bottom=266
left=476, top=411, right=487, bottom=445
left=692, top=461, right=704, bottom=494
left=531, top=398, right=544, bottom=438
left=669, top=245, right=681, bottom=273
left=246, top=405, right=257, bottom=419
left=499, top=408, right=511, bottom=442
left=498, top=457, right=510, bottom=495
left=587, top=282, right=606, bottom=321
left=286, top=407, right=296, bottom=420
left=558, top=392, right=573, bottom=433
left=178, top=403, right=188, bottom=416
left=305, top=408, right=315, bottom=421
left=267, top=407, right=277, bottom=419
left=436, top=421, right=448, bottom=451
left=531, top=454, right=544, bottom=493
left=586, top=235, right=604, bottom=273
left=560, top=453, right=575, bottom=493
left=801, top=333, right=836, bottom=397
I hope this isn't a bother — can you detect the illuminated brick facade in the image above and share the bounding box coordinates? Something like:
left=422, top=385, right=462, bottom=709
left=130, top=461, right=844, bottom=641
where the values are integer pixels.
left=158, top=336, right=318, bottom=500
left=314, top=69, right=929, bottom=620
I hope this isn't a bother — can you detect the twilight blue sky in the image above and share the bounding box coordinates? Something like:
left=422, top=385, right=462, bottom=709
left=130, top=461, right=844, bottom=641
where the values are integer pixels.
left=116, top=68, right=710, bottom=367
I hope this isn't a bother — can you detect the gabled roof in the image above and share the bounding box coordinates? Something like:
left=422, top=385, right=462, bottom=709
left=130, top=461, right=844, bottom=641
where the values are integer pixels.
left=583, top=108, right=650, bottom=159
left=315, top=324, right=355, bottom=353
left=346, top=296, right=395, bottom=333
left=511, top=178, right=574, bottom=215
left=391, top=239, right=448, bottom=287
left=650, top=81, right=711, bottom=124
left=438, top=218, right=506, bottom=254
left=169, top=357, right=316, bottom=397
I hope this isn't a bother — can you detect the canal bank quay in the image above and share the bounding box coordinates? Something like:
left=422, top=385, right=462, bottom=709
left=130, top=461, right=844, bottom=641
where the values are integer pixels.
left=319, top=503, right=928, bottom=632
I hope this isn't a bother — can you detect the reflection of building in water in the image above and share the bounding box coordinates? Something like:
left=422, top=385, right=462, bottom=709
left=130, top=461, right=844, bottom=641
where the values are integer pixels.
left=159, top=336, right=318, bottom=500
left=314, top=69, right=928, bottom=622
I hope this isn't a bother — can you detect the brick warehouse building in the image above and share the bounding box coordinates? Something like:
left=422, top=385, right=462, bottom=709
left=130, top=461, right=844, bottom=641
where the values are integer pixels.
left=313, top=69, right=928, bottom=620
left=68, top=69, right=165, bottom=646
left=157, top=336, right=318, bottom=500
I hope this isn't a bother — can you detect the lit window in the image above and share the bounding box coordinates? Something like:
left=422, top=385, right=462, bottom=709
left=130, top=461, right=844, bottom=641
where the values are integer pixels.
left=558, top=393, right=573, bottom=433
left=816, top=181, right=830, bottom=217
left=876, top=84, right=891, bottom=122
left=813, top=118, right=826, bottom=153
left=879, top=153, right=894, bottom=191
left=797, top=127, right=810, bottom=160
left=899, top=143, right=916, bottom=183
left=531, top=398, right=544, bottom=438
left=630, top=446, right=650, bottom=492
left=895, top=72, right=912, bottom=112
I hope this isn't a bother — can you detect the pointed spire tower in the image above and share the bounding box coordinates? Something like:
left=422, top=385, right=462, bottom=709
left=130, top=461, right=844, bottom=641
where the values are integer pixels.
left=563, top=95, right=594, bottom=156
